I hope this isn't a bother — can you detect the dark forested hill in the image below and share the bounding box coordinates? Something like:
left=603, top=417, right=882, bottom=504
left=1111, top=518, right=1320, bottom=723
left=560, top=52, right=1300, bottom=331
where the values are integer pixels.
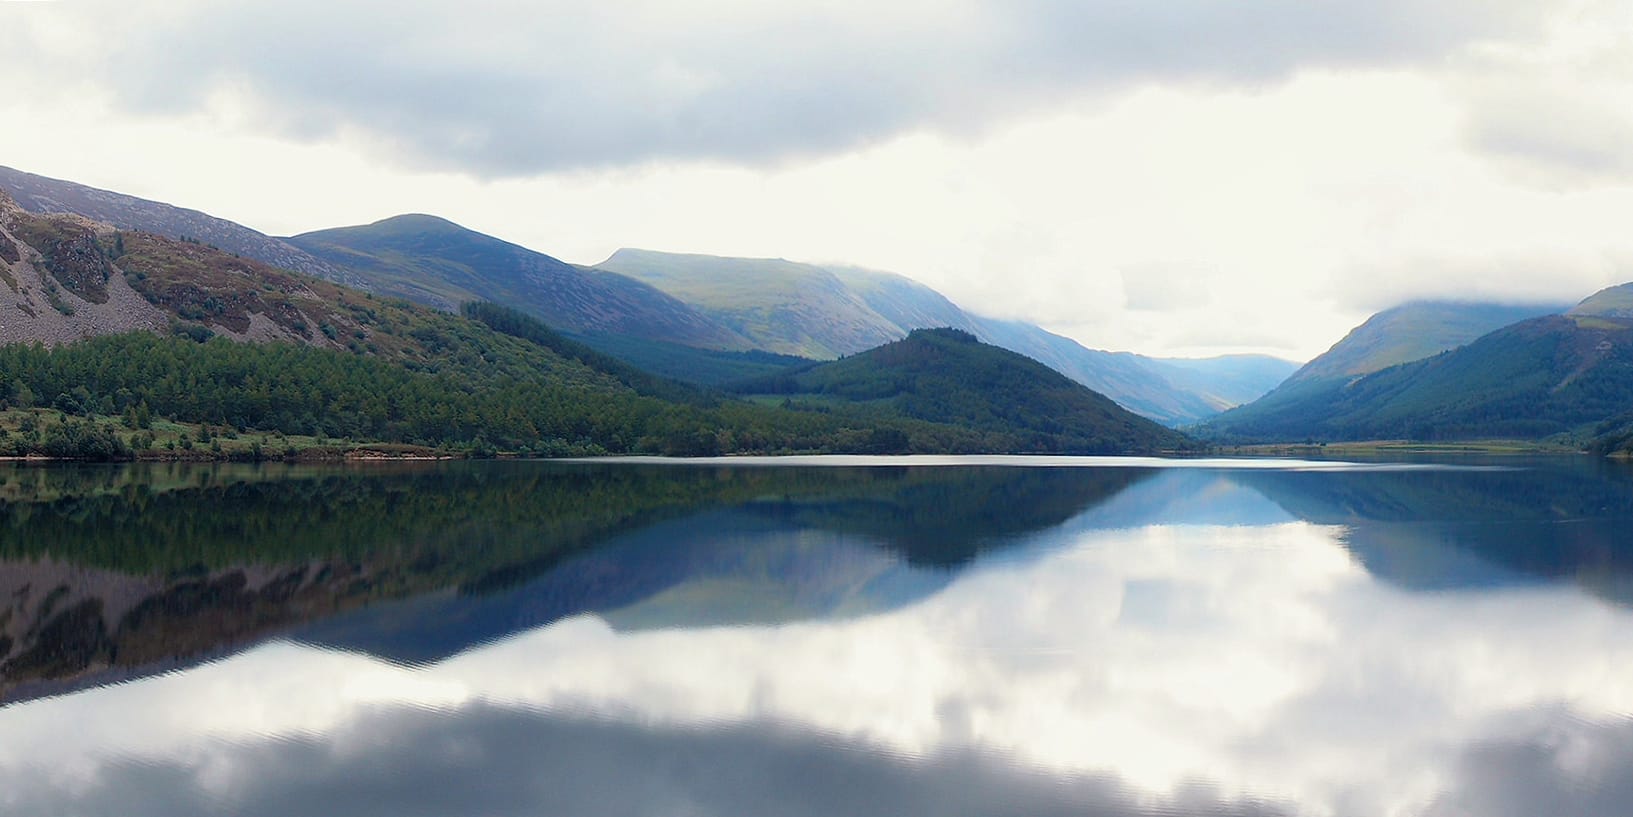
left=729, top=328, right=1192, bottom=454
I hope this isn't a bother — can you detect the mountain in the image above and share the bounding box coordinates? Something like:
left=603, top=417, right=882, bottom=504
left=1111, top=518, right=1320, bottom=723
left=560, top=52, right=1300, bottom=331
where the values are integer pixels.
left=596, top=249, right=1296, bottom=425
left=824, top=265, right=983, bottom=334
left=0, top=165, right=354, bottom=285
left=1, top=166, right=1287, bottom=426
left=3, top=192, right=1185, bottom=458
left=1201, top=289, right=1633, bottom=444
left=1140, top=355, right=1305, bottom=413
left=595, top=249, right=905, bottom=358
left=286, top=216, right=748, bottom=349
left=962, top=318, right=1196, bottom=422
left=1570, top=282, right=1633, bottom=323
left=1281, top=300, right=1568, bottom=385
left=729, top=328, right=1192, bottom=454
left=1200, top=300, right=1568, bottom=442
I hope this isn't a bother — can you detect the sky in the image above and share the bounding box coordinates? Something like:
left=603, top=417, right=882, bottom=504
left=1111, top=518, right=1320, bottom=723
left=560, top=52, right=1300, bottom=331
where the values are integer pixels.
left=2, top=0, right=1632, bottom=360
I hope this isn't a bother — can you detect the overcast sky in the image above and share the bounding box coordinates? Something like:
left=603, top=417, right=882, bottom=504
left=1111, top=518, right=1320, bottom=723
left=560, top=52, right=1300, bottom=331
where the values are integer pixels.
left=2, top=0, right=1631, bottom=360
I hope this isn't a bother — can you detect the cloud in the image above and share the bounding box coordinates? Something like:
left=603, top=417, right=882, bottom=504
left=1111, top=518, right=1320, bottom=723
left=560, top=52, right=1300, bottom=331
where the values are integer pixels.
left=0, top=701, right=1296, bottom=817
left=4, top=0, right=1555, bottom=177
left=1326, top=250, right=1623, bottom=312
left=1464, top=89, right=1633, bottom=187
left=1425, top=710, right=1633, bottom=817
left=1452, top=3, right=1633, bottom=189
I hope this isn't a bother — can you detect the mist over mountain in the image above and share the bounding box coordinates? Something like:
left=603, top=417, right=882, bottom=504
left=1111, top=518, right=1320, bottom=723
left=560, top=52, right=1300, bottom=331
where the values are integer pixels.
left=596, top=249, right=1295, bottom=425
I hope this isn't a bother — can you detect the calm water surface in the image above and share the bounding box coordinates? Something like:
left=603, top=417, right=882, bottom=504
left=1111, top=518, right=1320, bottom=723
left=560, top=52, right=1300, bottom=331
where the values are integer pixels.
left=0, top=456, right=1630, bottom=816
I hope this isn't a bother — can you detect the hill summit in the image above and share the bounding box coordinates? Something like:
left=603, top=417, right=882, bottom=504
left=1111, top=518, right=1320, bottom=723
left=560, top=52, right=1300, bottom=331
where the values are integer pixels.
left=731, top=327, right=1191, bottom=454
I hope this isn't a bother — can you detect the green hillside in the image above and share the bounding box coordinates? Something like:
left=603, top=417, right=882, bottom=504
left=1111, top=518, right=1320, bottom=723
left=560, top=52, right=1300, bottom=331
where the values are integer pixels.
left=730, top=328, right=1192, bottom=454
left=567, top=330, right=814, bottom=387
left=1284, top=300, right=1564, bottom=385
left=287, top=216, right=748, bottom=349
left=1200, top=300, right=1567, bottom=441
left=1200, top=311, right=1633, bottom=444
left=1569, top=282, right=1633, bottom=322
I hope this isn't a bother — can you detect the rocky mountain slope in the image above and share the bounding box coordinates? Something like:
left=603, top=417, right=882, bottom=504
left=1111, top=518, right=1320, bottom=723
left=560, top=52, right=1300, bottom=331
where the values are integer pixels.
left=0, top=165, right=352, bottom=284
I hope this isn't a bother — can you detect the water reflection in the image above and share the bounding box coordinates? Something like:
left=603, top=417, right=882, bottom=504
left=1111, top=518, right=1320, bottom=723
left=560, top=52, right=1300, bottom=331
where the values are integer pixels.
left=0, top=461, right=1147, bottom=698
left=1, top=457, right=1632, bottom=816
left=0, top=699, right=1298, bottom=817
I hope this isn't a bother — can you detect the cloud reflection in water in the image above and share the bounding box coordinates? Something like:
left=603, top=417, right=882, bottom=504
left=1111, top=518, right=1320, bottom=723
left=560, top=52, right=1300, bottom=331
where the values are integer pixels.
left=2, top=463, right=1633, bottom=816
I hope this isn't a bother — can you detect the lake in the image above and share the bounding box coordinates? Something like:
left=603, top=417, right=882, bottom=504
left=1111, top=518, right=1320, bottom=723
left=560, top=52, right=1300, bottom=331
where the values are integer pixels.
left=0, top=455, right=1630, bottom=816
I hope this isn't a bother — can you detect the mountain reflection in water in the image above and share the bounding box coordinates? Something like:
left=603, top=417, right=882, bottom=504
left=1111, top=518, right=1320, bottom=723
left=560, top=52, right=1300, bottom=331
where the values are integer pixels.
left=0, top=457, right=1631, bottom=817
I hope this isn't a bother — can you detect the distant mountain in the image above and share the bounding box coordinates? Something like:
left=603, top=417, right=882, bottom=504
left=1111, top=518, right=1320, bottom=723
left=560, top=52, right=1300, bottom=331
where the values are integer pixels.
left=1569, top=282, right=1633, bottom=322
left=596, top=249, right=1296, bottom=425
left=0, top=165, right=355, bottom=285
left=963, top=318, right=1192, bottom=422
left=1282, top=300, right=1567, bottom=385
left=824, top=265, right=982, bottom=334
left=1141, top=355, right=1304, bottom=413
left=595, top=249, right=904, bottom=359
left=730, top=328, right=1192, bottom=454
left=1201, top=300, right=1567, bottom=441
left=1200, top=290, right=1633, bottom=444
left=287, top=216, right=749, bottom=349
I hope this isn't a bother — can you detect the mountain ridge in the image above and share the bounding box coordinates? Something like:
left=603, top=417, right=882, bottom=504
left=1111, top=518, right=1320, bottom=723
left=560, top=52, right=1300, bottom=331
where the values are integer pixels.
left=598, top=248, right=1297, bottom=425
left=287, top=218, right=752, bottom=350
left=1201, top=299, right=1569, bottom=441
left=0, top=165, right=356, bottom=286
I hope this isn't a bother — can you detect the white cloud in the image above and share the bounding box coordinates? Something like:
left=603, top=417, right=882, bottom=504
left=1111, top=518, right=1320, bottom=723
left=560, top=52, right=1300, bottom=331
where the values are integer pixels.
left=0, top=0, right=1560, bottom=175
left=0, top=0, right=1630, bottom=358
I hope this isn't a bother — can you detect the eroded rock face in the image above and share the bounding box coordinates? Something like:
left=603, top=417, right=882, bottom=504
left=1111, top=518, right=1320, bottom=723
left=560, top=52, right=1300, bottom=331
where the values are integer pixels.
left=0, top=209, right=170, bottom=347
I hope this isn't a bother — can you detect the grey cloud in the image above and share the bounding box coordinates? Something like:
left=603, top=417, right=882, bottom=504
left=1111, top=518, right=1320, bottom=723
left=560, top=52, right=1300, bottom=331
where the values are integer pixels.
left=1326, top=252, right=1608, bottom=313
left=1425, top=710, right=1633, bottom=817
left=1464, top=92, right=1633, bottom=188
left=11, top=0, right=1554, bottom=177
left=0, top=701, right=1299, bottom=817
